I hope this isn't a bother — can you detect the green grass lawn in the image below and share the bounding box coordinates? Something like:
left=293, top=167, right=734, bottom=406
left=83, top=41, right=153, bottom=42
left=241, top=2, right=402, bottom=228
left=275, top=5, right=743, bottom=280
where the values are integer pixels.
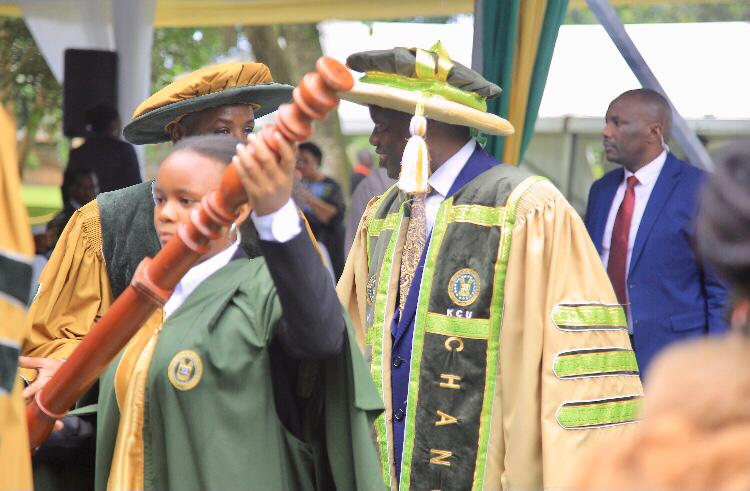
left=21, top=185, right=62, bottom=224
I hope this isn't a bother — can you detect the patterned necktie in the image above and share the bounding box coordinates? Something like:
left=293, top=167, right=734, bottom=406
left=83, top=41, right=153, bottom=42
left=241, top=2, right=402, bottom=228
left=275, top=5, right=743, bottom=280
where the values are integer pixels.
left=399, top=193, right=427, bottom=312
left=607, top=175, right=638, bottom=306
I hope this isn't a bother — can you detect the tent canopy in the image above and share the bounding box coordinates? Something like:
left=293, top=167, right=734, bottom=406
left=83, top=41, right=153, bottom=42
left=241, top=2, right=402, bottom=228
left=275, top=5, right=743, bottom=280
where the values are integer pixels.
left=0, top=0, right=737, bottom=27
left=324, top=20, right=750, bottom=133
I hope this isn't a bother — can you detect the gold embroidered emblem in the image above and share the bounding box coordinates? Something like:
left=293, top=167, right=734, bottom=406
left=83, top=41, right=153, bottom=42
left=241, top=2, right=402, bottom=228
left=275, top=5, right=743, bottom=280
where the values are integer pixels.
left=448, top=268, right=480, bottom=307
left=167, top=350, right=203, bottom=391
left=366, top=274, right=377, bottom=305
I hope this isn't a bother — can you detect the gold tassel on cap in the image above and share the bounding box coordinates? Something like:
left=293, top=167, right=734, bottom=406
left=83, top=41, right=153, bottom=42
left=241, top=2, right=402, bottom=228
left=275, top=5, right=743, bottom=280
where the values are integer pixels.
left=398, top=98, right=431, bottom=194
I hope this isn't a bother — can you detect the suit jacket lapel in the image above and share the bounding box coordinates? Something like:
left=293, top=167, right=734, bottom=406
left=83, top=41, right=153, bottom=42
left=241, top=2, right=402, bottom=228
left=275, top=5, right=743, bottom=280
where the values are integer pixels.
left=629, top=154, right=681, bottom=274
left=593, top=169, right=624, bottom=253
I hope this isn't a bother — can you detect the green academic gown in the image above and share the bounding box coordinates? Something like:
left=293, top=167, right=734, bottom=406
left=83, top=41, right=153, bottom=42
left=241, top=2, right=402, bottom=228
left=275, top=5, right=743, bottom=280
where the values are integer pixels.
left=95, top=257, right=385, bottom=491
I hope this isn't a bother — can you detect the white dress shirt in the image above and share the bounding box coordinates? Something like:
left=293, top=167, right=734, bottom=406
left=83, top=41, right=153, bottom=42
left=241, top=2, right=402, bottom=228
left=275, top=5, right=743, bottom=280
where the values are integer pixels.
left=600, top=150, right=666, bottom=333
left=601, top=150, right=667, bottom=271
left=251, top=198, right=302, bottom=242
left=163, top=240, right=239, bottom=318
left=425, top=138, right=477, bottom=234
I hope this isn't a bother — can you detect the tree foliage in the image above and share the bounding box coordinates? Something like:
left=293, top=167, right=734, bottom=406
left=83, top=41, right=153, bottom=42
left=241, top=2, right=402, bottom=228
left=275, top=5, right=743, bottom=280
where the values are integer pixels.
left=150, top=27, right=241, bottom=93
left=0, top=17, right=62, bottom=140
left=244, top=24, right=351, bottom=187
left=566, top=3, right=750, bottom=24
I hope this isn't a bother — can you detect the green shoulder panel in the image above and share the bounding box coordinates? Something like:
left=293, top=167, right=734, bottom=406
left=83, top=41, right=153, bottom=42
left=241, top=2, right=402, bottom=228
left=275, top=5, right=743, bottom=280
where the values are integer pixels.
left=98, top=181, right=161, bottom=300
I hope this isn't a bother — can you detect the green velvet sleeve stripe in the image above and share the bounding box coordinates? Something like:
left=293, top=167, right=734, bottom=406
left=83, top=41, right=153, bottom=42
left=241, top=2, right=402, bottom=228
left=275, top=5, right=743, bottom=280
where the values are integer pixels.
left=553, top=303, right=627, bottom=331
left=554, top=348, right=639, bottom=379
left=0, top=250, right=33, bottom=306
left=557, top=395, right=642, bottom=429
left=0, top=339, right=21, bottom=394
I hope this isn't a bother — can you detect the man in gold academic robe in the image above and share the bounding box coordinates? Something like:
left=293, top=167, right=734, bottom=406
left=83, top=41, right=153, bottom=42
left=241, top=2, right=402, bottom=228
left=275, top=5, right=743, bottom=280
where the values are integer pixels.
left=337, top=44, right=644, bottom=490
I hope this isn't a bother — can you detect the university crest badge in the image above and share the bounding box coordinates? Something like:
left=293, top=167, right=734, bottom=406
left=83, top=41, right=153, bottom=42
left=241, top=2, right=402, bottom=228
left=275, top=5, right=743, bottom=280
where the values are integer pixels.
left=168, top=350, right=203, bottom=391
left=448, top=268, right=480, bottom=307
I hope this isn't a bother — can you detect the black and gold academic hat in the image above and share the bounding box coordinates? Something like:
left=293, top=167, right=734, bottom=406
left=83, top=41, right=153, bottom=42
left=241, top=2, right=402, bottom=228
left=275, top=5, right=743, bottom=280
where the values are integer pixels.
left=123, top=61, right=293, bottom=144
left=341, top=43, right=514, bottom=137
left=341, top=43, right=513, bottom=194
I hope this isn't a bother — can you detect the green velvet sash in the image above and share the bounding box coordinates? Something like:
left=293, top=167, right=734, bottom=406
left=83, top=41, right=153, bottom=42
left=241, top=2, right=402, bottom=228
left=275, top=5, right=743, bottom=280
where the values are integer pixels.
left=365, top=165, right=542, bottom=490
left=98, top=182, right=161, bottom=300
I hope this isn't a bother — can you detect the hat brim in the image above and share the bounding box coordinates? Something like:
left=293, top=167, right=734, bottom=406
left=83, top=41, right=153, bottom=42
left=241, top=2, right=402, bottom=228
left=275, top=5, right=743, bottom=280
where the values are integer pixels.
left=123, top=83, right=293, bottom=144
left=339, top=82, right=514, bottom=136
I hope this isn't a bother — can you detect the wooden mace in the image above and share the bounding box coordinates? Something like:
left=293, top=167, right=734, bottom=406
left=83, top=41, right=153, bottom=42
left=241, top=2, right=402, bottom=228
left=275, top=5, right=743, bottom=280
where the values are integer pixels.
left=26, top=56, right=354, bottom=448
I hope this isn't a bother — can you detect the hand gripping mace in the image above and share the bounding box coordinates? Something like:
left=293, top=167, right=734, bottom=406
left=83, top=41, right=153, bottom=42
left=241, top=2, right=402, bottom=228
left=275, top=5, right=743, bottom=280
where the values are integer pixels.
left=26, top=57, right=354, bottom=448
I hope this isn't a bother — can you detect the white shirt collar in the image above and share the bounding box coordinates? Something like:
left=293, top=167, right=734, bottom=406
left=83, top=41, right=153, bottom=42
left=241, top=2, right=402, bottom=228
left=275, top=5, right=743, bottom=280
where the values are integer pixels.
left=625, top=150, right=667, bottom=187
left=175, top=241, right=239, bottom=302
left=428, top=138, right=477, bottom=197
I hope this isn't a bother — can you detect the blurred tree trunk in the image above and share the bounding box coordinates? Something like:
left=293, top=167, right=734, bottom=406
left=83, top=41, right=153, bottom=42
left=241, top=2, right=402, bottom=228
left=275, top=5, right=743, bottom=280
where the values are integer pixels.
left=245, top=24, right=350, bottom=192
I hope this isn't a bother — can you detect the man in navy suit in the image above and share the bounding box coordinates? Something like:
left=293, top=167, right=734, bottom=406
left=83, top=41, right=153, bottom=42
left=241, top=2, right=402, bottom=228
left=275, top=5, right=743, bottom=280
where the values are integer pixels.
left=584, top=88, right=728, bottom=378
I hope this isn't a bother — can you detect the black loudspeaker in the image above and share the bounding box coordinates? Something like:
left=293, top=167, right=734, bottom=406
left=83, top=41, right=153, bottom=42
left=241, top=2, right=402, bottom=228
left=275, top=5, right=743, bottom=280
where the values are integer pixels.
left=63, top=49, right=118, bottom=138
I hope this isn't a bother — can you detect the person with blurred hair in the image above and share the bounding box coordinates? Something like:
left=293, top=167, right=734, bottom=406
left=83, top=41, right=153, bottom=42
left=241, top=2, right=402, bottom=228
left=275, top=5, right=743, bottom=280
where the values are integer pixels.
left=350, top=148, right=374, bottom=193
left=54, top=169, right=99, bottom=228
left=572, top=140, right=750, bottom=490
left=66, top=104, right=141, bottom=194
left=345, top=166, right=395, bottom=254
left=295, top=141, right=346, bottom=279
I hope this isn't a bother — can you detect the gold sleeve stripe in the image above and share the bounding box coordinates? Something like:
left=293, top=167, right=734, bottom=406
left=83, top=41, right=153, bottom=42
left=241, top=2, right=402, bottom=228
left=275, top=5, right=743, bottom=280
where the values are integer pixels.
left=552, top=303, right=627, bottom=331
left=553, top=348, right=639, bottom=379
left=557, top=395, right=642, bottom=429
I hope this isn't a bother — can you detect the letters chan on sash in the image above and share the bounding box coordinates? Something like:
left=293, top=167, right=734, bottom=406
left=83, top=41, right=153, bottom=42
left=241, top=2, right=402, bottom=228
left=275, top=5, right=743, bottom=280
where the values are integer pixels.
left=435, top=410, right=458, bottom=426
left=429, top=449, right=453, bottom=467
left=439, top=373, right=462, bottom=389
left=444, top=336, right=464, bottom=352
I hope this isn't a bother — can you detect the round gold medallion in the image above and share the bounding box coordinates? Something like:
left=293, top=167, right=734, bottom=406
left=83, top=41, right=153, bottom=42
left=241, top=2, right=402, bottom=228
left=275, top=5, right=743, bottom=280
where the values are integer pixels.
left=448, top=268, right=481, bottom=307
left=167, top=350, right=203, bottom=391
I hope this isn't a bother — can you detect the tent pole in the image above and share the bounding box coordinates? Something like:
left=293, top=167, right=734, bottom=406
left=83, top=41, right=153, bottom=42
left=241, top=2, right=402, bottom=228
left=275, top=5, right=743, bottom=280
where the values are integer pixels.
left=113, top=0, right=156, bottom=181
left=586, top=0, right=713, bottom=170
left=471, top=0, right=483, bottom=73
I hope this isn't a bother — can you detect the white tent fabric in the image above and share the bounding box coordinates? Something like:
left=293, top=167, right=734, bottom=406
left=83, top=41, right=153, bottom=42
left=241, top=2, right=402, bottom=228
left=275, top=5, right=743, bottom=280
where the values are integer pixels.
left=18, top=0, right=155, bottom=177
left=17, top=0, right=114, bottom=80
left=304, top=20, right=750, bottom=134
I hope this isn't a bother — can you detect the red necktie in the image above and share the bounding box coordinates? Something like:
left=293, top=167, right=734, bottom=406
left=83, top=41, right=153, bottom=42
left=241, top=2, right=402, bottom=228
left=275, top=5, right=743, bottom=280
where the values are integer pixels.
left=607, top=175, right=638, bottom=305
